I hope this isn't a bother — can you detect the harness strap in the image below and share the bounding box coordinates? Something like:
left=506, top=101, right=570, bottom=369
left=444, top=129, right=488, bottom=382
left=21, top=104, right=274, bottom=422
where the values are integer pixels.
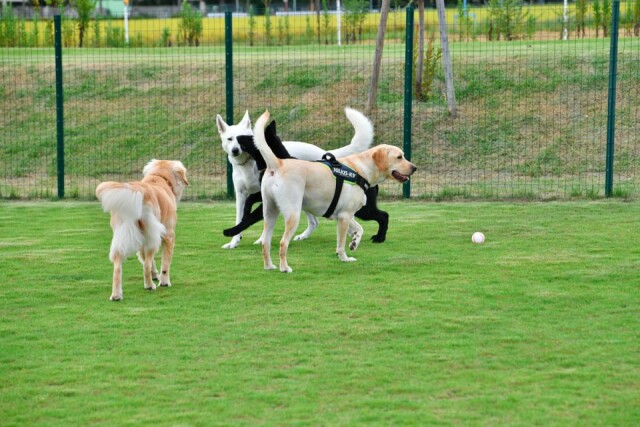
left=319, top=153, right=370, bottom=218
left=323, top=176, right=344, bottom=218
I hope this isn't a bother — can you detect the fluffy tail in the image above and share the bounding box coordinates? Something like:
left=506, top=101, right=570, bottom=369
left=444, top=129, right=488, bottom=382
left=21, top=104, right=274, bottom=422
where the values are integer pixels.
left=96, top=183, right=166, bottom=261
left=253, top=110, right=281, bottom=172
left=328, top=107, right=374, bottom=158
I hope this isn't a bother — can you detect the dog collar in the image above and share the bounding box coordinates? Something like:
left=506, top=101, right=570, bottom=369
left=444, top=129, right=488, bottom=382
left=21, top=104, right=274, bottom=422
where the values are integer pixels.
left=234, top=155, right=253, bottom=167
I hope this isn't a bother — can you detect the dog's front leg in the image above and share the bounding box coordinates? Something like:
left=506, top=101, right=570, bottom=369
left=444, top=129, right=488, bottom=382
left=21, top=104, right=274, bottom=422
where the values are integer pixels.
left=348, top=219, right=364, bottom=251
left=110, top=252, right=124, bottom=301
left=159, top=230, right=174, bottom=287
left=336, top=215, right=357, bottom=262
left=222, top=192, right=246, bottom=249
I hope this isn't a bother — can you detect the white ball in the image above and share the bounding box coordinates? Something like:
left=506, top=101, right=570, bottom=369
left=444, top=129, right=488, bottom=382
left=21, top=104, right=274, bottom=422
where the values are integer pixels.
left=472, top=232, right=485, bottom=244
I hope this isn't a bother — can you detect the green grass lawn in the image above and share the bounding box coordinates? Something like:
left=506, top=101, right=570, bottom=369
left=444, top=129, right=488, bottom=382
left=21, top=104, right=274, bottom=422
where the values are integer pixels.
left=1, top=200, right=639, bottom=425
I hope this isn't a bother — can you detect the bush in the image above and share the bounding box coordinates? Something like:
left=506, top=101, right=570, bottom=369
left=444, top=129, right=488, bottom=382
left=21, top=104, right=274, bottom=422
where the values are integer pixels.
left=178, top=0, right=203, bottom=47
left=487, top=0, right=528, bottom=41
left=1, top=4, right=18, bottom=47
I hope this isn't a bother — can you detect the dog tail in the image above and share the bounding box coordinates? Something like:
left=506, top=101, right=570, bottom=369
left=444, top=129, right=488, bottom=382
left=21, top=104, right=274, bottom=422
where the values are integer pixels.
left=253, top=110, right=281, bottom=171
left=329, top=107, right=374, bottom=158
left=96, top=182, right=166, bottom=261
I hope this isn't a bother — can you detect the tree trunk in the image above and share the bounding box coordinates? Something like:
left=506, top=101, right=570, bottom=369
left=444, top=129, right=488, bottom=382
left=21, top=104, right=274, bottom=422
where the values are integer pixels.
left=415, top=0, right=425, bottom=100
left=366, top=0, right=391, bottom=114
left=436, top=0, right=456, bottom=117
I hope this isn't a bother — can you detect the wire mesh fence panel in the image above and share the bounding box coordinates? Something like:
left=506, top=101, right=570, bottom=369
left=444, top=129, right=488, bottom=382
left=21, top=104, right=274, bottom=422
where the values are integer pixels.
left=1, top=4, right=639, bottom=200
left=0, top=48, right=58, bottom=199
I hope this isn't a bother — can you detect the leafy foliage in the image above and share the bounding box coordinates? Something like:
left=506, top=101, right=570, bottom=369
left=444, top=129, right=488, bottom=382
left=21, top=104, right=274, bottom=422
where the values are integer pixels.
left=178, top=0, right=203, bottom=47
left=343, top=0, right=367, bottom=44
left=487, top=0, right=529, bottom=41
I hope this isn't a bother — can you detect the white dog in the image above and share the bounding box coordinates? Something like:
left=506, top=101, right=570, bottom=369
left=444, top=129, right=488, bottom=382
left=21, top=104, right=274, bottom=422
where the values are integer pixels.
left=216, top=107, right=374, bottom=249
left=253, top=110, right=416, bottom=272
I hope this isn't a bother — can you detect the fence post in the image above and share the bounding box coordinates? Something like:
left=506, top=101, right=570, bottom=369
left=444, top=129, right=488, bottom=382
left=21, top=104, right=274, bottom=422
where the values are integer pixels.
left=403, top=5, right=414, bottom=199
left=605, top=0, right=620, bottom=197
left=224, top=10, right=234, bottom=199
left=54, top=15, right=64, bottom=199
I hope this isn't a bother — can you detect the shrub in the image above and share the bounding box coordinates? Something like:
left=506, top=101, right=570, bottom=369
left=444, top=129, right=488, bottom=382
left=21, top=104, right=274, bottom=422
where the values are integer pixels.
left=487, top=0, right=528, bottom=41
left=414, top=33, right=442, bottom=102
left=1, top=4, right=18, bottom=47
left=575, top=0, right=588, bottom=37
left=72, top=0, right=97, bottom=47
left=178, top=0, right=203, bottom=46
left=343, top=0, right=366, bottom=43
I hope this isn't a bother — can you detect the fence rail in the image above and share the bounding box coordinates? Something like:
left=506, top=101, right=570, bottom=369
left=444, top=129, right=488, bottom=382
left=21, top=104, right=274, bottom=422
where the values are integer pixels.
left=1, top=3, right=639, bottom=201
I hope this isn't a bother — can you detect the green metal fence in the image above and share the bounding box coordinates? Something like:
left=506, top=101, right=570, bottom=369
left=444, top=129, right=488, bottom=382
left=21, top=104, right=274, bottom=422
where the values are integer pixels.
left=1, top=3, right=639, bottom=200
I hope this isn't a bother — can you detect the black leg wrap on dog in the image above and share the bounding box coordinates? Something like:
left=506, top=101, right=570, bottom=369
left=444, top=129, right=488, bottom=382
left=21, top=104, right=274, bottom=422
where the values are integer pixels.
left=223, top=204, right=265, bottom=237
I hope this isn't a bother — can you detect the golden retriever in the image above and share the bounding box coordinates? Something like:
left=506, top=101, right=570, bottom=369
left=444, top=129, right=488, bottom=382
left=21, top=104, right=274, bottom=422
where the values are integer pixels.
left=253, top=110, right=416, bottom=272
left=96, top=159, right=189, bottom=301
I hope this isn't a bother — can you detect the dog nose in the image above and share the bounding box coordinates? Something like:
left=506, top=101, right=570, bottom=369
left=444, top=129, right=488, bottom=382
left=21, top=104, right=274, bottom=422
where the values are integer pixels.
left=411, top=164, right=417, bottom=173
left=232, top=147, right=240, bottom=156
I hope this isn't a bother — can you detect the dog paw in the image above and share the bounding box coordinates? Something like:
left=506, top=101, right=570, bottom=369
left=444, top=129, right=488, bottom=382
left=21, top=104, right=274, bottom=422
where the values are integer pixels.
left=253, top=238, right=263, bottom=245
left=110, top=295, right=122, bottom=301
left=293, top=233, right=310, bottom=241
left=337, top=252, right=357, bottom=262
left=264, top=264, right=277, bottom=271
left=144, top=284, right=156, bottom=291
left=370, top=234, right=386, bottom=243
left=280, top=266, right=293, bottom=273
left=159, top=282, right=171, bottom=287
left=222, top=242, right=238, bottom=249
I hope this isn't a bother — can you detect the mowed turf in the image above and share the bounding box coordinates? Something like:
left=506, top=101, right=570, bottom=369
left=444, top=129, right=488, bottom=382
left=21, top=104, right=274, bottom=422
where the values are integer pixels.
left=0, top=200, right=638, bottom=425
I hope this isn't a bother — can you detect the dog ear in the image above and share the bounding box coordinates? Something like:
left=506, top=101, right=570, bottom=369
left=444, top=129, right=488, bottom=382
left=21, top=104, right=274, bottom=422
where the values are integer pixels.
left=372, top=147, right=388, bottom=170
left=172, top=161, right=189, bottom=186
left=143, top=159, right=158, bottom=176
left=216, top=115, right=227, bottom=134
left=239, top=110, right=251, bottom=130
left=179, top=169, right=189, bottom=186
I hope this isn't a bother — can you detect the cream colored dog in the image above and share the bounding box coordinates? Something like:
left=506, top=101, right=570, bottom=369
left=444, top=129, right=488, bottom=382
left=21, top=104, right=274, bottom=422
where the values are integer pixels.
left=96, top=159, right=189, bottom=301
left=253, top=110, right=417, bottom=272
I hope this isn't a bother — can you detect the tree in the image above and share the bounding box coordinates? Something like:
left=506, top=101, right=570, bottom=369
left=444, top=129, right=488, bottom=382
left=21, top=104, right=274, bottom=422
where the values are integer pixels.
left=72, top=0, right=96, bottom=47
left=343, top=0, right=366, bottom=43
left=593, top=0, right=602, bottom=37
left=415, top=0, right=425, bottom=99
left=179, top=0, right=203, bottom=46
left=436, top=0, right=456, bottom=117
left=575, top=0, right=589, bottom=38
left=366, top=0, right=390, bottom=113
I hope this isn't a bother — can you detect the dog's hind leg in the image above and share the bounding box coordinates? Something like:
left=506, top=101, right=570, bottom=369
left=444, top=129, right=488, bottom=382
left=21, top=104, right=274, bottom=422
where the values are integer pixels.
left=279, top=213, right=300, bottom=273
left=293, top=212, right=319, bottom=241
left=142, top=249, right=157, bottom=291
left=336, top=215, right=357, bottom=262
left=159, top=230, right=175, bottom=287
left=110, top=252, right=124, bottom=301
left=138, top=252, right=160, bottom=281
left=261, top=199, right=278, bottom=271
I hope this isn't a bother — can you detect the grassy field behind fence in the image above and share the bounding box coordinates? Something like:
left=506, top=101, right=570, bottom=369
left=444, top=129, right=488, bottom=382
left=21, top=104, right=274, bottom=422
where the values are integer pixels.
left=7, top=5, right=589, bottom=47
left=0, top=200, right=639, bottom=425
left=1, top=7, right=639, bottom=200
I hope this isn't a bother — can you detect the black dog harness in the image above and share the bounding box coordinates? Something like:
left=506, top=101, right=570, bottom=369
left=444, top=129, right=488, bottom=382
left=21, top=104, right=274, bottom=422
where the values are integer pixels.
left=316, top=153, right=370, bottom=218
